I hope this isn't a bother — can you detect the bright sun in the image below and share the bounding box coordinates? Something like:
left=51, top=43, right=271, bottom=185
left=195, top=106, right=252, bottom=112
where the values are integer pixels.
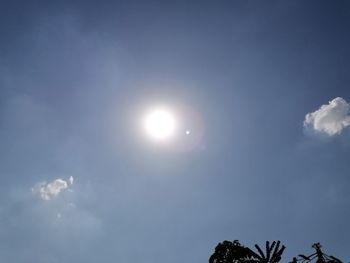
left=144, top=108, right=176, bottom=141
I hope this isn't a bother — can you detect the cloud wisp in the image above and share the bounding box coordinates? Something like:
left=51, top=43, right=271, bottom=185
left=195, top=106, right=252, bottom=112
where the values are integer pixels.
left=33, top=176, right=74, bottom=200
left=304, top=97, right=350, bottom=136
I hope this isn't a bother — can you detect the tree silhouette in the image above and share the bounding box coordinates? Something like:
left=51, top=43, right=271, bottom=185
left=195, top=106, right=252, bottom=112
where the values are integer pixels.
left=209, top=241, right=344, bottom=263
left=252, top=241, right=285, bottom=263
left=209, top=240, right=285, bottom=263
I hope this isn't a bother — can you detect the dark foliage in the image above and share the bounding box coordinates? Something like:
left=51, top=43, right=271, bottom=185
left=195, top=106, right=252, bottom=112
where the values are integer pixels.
left=209, top=240, right=285, bottom=263
left=209, top=241, right=344, bottom=263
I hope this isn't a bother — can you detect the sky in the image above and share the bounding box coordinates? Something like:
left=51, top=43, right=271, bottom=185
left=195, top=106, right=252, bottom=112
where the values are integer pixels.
left=1, top=1, right=350, bottom=262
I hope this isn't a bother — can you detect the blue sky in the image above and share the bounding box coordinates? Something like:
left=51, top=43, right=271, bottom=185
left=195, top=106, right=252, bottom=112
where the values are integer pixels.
left=1, top=1, right=350, bottom=262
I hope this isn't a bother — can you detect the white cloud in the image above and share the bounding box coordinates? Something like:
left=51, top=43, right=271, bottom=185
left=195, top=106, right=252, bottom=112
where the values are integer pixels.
left=304, top=97, right=350, bottom=136
left=34, top=177, right=74, bottom=200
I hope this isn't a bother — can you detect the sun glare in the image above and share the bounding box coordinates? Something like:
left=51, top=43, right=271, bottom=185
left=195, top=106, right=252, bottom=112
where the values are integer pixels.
left=144, top=108, right=176, bottom=141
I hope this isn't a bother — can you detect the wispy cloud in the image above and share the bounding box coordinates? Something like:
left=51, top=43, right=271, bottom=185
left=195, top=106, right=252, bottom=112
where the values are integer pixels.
left=33, top=177, right=74, bottom=200
left=304, top=97, right=350, bottom=136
